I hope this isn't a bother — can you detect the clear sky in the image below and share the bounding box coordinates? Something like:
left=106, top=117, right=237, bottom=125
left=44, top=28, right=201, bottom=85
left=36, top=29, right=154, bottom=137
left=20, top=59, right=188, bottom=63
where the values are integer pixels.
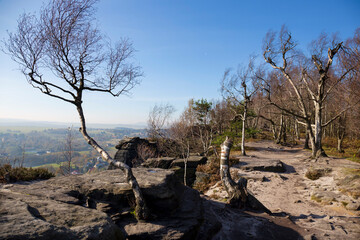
left=0, top=0, right=359, bottom=126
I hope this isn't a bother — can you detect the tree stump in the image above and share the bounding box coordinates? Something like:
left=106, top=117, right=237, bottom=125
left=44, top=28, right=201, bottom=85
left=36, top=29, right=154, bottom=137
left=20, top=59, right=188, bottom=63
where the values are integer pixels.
left=220, top=137, right=271, bottom=214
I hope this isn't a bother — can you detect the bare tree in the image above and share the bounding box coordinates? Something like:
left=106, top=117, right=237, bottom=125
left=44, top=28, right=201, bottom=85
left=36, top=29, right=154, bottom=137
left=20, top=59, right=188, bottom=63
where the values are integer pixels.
left=3, top=0, right=149, bottom=219
left=169, top=116, right=191, bottom=186
left=221, top=59, right=258, bottom=156
left=61, top=127, right=74, bottom=175
left=262, top=26, right=359, bottom=158
left=147, top=103, right=175, bottom=139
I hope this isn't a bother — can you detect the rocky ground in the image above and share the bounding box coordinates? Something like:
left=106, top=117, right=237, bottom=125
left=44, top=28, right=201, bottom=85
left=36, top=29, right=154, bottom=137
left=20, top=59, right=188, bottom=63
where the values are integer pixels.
left=1, top=140, right=359, bottom=239
left=0, top=168, right=202, bottom=240
left=205, top=140, right=360, bottom=240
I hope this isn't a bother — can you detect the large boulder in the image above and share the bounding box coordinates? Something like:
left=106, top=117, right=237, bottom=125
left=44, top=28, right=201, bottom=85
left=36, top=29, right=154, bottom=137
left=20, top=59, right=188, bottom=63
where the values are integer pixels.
left=238, top=159, right=286, bottom=173
left=0, top=168, right=203, bottom=240
left=113, top=137, right=158, bottom=167
left=170, top=156, right=208, bottom=168
left=143, top=156, right=208, bottom=186
left=0, top=182, right=124, bottom=240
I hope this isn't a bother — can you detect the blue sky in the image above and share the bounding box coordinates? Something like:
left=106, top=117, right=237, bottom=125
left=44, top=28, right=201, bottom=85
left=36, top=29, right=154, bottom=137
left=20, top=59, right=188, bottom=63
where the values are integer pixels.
left=0, top=0, right=359, bottom=126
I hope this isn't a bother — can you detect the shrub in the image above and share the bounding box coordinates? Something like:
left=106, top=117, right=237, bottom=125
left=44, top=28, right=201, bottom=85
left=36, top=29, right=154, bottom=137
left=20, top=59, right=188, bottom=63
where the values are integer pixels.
left=305, top=168, right=332, bottom=180
left=193, top=157, right=221, bottom=193
left=305, top=169, right=323, bottom=180
left=0, top=164, right=54, bottom=183
left=245, top=127, right=260, bottom=139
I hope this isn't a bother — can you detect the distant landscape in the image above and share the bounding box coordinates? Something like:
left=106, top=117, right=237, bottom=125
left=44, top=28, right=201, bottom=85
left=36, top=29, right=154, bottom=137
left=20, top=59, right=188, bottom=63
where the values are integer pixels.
left=0, top=119, right=147, bottom=172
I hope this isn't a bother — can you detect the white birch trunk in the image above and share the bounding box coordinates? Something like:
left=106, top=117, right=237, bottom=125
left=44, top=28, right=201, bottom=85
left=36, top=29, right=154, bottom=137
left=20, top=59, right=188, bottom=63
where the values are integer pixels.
left=220, top=137, right=271, bottom=213
left=241, top=105, right=247, bottom=156
left=313, top=102, right=327, bottom=158
left=76, top=105, right=149, bottom=220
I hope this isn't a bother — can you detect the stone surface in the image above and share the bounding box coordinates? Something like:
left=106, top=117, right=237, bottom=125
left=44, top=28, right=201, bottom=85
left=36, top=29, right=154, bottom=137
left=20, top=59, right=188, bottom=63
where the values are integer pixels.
left=197, top=197, right=303, bottom=240
left=346, top=202, right=360, bottom=211
left=237, top=172, right=270, bottom=182
left=170, top=156, right=207, bottom=168
left=0, top=168, right=202, bottom=240
left=121, top=187, right=202, bottom=239
left=143, top=156, right=208, bottom=186
left=113, top=137, right=157, bottom=167
left=142, top=157, right=176, bottom=169
left=237, top=159, right=286, bottom=173
left=0, top=183, right=124, bottom=240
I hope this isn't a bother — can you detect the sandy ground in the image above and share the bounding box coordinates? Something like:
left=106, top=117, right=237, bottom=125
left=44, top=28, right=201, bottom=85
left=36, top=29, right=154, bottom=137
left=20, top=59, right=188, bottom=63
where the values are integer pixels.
left=204, top=140, right=360, bottom=240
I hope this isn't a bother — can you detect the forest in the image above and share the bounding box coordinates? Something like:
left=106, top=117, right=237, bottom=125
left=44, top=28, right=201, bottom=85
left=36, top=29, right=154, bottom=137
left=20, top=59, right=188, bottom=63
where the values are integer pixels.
left=148, top=26, right=360, bottom=163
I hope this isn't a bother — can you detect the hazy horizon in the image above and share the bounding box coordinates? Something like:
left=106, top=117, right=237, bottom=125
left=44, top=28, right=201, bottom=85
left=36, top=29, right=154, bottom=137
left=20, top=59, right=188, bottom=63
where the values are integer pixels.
left=0, top=118, right=147, bottom=129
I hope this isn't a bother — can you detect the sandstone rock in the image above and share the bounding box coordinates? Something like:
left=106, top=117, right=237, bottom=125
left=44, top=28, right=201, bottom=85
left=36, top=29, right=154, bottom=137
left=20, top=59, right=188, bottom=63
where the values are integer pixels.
left=170, top=156, right=207, bottom=168
left=346, top=202, right=360, bottom=211
left=311, top=191, right=342, bottom=204
left=198, top=198, right=303, bottom=240
left=237, top=173, right=269, bottom=182
left=113, top=137, right=157, bottom=167
left=142, top=157, right=176, bottom=168
left=143, top=156, right=208, bottom=186
left=121, top=187, right=202, bottom=239
left=238, top=159, right=286, bottom=173
left=0, top=168, right=202, bottom=240
left=0, top=184, right=124, bottom=240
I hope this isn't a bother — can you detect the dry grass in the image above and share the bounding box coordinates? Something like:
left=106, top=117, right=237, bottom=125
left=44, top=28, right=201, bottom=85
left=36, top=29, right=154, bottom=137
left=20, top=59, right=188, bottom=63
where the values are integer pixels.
left=311, top=194, right=322, bottom=203
left=305, top=168, right=332, bottom=180
left=322, top=137, right=360, bottom=163
left=306, top=169, right=324, bottom=180
left=193, top=157, right=221, bottom=193
left=0, top=164, right=54, bottom=183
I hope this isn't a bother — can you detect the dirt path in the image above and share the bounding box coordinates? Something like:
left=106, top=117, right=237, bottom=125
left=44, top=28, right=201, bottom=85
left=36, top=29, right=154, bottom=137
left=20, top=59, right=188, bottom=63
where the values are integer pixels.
left=205, top=140, right=360, bottom=239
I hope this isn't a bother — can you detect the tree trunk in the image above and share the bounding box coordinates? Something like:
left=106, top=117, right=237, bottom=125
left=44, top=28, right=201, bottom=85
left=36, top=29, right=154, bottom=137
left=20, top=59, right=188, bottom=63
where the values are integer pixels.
left=76, top=104, right=149, bottom=220
left=304, top=128, right=310, bottom=149
left=184, top=159, right=187, bottom=186
left=337, top=135, right=345, bottom=153
left=313, top=102, right=327, bottom=158
left=337, top=115, right=346, bottom=153
left=282, top=118, right=287, bottom=143
left=183, top=142, right=190, bottom=186
left=241, top=105, right=247, bottom=156
left=294, top=117, right=300, bottom=140
left=220, top=137, right=271, bottom=213
left=276, top=114, right=284, bottom=144
left=271, top=122, right=277, bottom=140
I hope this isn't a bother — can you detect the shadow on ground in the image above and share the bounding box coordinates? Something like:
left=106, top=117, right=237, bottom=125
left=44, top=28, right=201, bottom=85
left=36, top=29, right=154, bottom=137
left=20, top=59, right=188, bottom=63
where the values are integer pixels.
left=197, top=197, right=304, bottom=240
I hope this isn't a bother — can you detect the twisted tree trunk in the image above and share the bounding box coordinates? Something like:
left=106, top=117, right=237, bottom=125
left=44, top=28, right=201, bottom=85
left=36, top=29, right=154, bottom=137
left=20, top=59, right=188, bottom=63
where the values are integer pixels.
left=77, top=105, right=149, bottom=220
left=220, top=137, right=247, bottom=207
left=220, top=137, right=271, bottom=213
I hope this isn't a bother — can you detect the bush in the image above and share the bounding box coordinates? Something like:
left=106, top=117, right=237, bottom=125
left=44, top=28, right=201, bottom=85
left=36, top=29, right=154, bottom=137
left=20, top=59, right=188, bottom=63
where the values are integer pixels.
left=305, top=168, right=332, bottom=180
left=0, top=164, right=54, bottom=183
left=305, top=169, right=323, bottom=180
left=193, top=157, right=221, bottom=193
left=245, top=127, right=260, bottom=139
